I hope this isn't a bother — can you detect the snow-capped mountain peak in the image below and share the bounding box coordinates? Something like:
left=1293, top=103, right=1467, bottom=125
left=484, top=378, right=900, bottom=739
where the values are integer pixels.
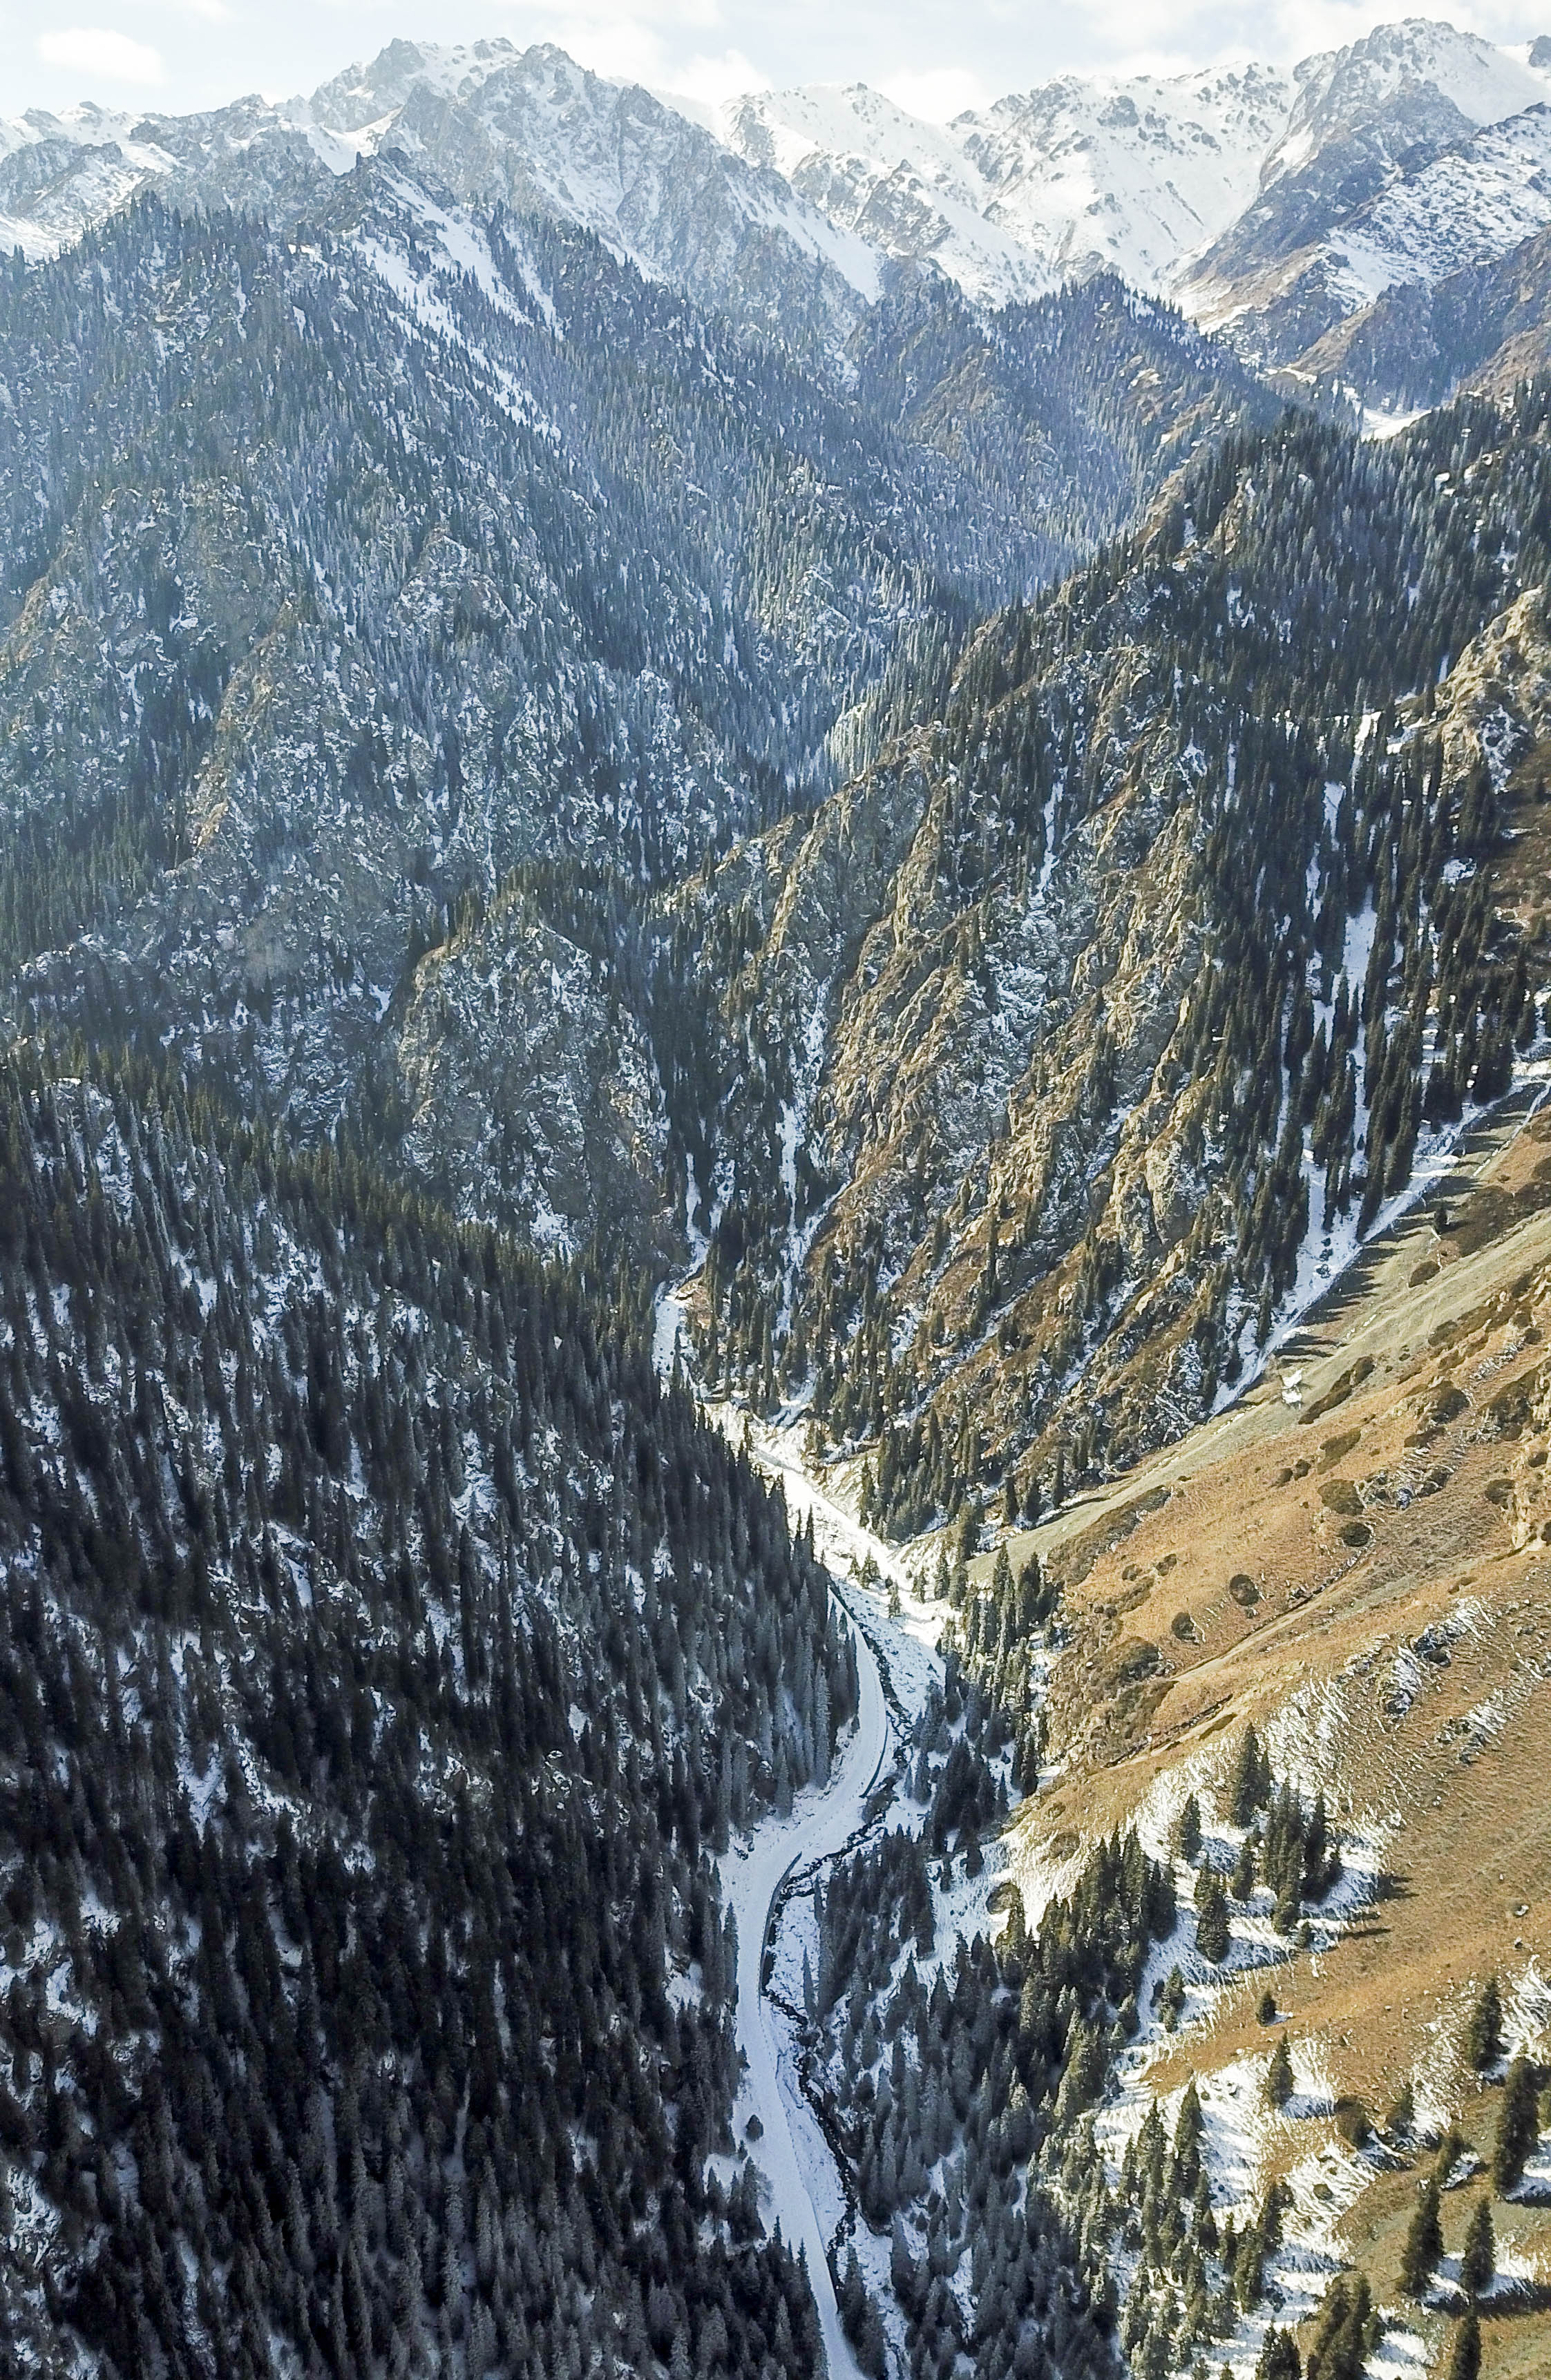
left=12, top=15, right=1551, bottom=409
left=1266, top=15, right=1551, bottom=186
left=957, top=60, right=1297, bottom=291
left=710, top=60, right=1302, bottom=306
left=712, top=80, right=1045, bottom=305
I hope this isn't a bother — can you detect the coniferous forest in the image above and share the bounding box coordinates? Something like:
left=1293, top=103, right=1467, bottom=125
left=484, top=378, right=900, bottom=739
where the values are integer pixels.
left=0, top=1050, right=855, bottom=2373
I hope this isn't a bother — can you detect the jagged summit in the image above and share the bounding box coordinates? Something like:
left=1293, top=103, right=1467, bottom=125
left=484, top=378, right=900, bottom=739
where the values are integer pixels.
left=8, top=19, right=1551, bottom=389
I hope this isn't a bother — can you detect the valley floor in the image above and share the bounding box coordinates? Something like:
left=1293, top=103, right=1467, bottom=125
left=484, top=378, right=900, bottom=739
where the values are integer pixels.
left=717, top=1615, right=890, bottom=2380
left=657, top=1283, right=943, bottom=2377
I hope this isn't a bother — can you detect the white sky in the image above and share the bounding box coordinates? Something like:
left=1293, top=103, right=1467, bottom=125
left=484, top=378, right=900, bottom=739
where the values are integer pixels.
left=4, top=2, right=1550, bottom=123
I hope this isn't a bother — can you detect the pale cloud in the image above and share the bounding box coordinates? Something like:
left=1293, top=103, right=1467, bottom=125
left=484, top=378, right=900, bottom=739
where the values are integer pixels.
left=1085, top=0, right=1550, bottom=77
left=37, top=26, right=166, bottom=84
left=15, top=3, right=1551, bottom=125
left=880, top=65, right=991, bottom=119
left=493, top=7, right=676, bottom=86
left=669, top=46, right=765, bottom=102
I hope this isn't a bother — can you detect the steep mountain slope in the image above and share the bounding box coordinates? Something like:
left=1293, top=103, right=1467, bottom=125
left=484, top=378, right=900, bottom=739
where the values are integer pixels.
left=1292, top=215, right=1551, bottom=416
left=0, top=95, right=350, bottom=266
left=711, top=83, right=1043, bottom=309
left=673, top=383, right=1551, bottom=1537
left=0, top=1048, right=854, bottom=2376
left=6, top=30, right=1551, bottom=2380
left=711, top=22, right=1551, bottom=358
left=0, top=42, right=877, bottom=359
left=0, top=173, right=1265, bottom=1265
left=299, top=40, right=881, bottom=358
left=15, top=19, right=1551, bottom=422
left=946, top=64, right=1295, bottom=298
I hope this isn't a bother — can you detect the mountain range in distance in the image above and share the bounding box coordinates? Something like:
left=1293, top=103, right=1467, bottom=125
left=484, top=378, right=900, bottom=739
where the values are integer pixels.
left=11, top=17, right=1551, bottom=412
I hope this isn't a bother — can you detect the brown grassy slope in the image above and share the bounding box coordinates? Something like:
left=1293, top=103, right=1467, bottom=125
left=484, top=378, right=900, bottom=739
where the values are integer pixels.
left=985, top=1083, right=1551, bottom=2372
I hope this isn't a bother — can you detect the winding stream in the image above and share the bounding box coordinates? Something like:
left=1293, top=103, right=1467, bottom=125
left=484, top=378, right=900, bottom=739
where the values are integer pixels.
left=654, top=1281, right=929, bottom=2380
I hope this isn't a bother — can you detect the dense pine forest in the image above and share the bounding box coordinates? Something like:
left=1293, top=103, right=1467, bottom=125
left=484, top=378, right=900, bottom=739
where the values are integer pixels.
left=0, top=1050, right=853, bottom=2372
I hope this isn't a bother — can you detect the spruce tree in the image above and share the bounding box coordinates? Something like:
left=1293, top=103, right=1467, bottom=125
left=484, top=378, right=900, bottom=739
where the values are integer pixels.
left=1398, top=2174, right=1444, bottom=2295
left=1443, top=2307, right=1481, bottom=2380
left=1304, top=2272, right=1376, bottom=2380
left=1195, top=1869, right=1230, bottom=1963
left=1256, top=2329, right=1301, bottom=2380
left=1465, top=1976, right=1503, bottom=2072
left=1264, top=2037, right=1294, bottom=2109
left=1459, top=2196, right=1494, bottom=2298
left=1230, top=1727, right=1269, bottom=1827
left=1492, top=2053, right=1539, bottom=2192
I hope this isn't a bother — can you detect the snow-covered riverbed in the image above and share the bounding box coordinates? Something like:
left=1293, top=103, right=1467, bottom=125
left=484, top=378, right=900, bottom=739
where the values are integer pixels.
left=654, top=1278, right=942, bottom=2377
left=719, top=1602, right=890, bottom=2380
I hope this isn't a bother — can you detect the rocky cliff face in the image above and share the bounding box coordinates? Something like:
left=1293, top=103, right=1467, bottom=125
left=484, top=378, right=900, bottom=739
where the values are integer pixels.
left=305, top=41, right=883, bottom=361
left=394, top=887, right=672, bottom=1258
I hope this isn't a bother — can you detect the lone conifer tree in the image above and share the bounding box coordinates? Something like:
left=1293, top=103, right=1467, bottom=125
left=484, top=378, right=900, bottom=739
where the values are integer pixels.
left=1492, top=2053, right=1539, bottom=2192
left=1464, top=1975, right=1503, bottom=2071
left=1265, top=2037, right=1294, bottom=2108
left=1459, top=2196, right=1494, bottom=2298
left=1398, top=2173, right=1443, bottom=2295
left=1230, top=1725, right=1271, bottom=1825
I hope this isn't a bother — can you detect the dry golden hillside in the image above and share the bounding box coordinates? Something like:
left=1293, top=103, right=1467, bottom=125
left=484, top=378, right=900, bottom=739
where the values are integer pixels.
left=987, top=1082, right=1551, bottom=2377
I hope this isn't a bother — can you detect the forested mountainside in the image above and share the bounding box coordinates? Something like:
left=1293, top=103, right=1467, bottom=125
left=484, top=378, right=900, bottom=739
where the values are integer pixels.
left=0, top=175, right=1264, bottom=1260
left=675, top=380, right=1551, bottom=1531
left=1289, top=218, right=1551, bottom=418
left=0, top=1048, right=855, bottom=2375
